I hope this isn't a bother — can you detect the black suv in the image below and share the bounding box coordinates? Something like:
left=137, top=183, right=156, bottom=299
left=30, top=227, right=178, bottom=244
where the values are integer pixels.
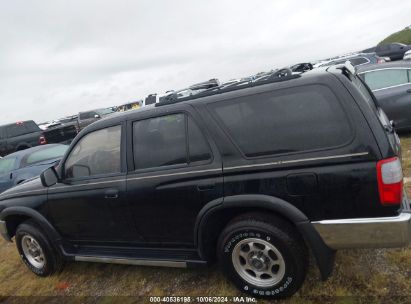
left=0, top=65, right=410, bottom=299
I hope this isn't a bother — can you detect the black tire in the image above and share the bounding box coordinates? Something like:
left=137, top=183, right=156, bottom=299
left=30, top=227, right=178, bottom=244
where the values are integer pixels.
left=217, top=213, right=308, bottom=299
left=15, top=220, right=63, bottom=277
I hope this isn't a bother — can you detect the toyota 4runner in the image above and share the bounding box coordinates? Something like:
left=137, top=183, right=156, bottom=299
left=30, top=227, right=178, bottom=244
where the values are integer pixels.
left=0, top=64, right=410, bottom=299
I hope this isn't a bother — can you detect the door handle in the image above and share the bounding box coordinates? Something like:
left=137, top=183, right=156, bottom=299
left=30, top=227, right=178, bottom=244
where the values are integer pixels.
left=197, top=183, right=215, bottom=192
left=104, top=189, right=119, bottom=199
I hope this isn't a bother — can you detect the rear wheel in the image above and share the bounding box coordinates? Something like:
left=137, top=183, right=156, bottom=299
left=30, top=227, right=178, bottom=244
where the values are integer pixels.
left=217, top=213, right=308, bottom=299
left=15, top=220, right=63, bottom=276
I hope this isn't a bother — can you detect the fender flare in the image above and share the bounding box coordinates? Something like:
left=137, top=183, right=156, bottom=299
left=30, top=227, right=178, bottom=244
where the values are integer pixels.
left=195, top=194, right=336, bottom=280
left=0, top=206, right=62, bottom=243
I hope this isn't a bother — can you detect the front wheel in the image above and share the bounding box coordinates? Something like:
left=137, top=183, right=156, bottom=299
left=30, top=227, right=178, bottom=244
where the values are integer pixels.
left=217, top=213, right=308, bottom=299
left=15, top=220, right=63, bottom=276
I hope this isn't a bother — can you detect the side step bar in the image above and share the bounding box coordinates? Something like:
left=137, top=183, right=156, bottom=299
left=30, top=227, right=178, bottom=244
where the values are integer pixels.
left=75, top=256, right=187, bottom=268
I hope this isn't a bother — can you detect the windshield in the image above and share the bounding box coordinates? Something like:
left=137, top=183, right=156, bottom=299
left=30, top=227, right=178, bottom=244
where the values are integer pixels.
left=97, top=108, right=115, bottom=116
left=23, top=145, right=68, bottom=167
left=0, top=158, right=17, bottom=174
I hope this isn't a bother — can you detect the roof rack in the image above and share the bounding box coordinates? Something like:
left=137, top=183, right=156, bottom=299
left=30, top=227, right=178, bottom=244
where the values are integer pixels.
left=155, top=68, right=299, bottom=107
left=334, top=61, right=356, bottom=77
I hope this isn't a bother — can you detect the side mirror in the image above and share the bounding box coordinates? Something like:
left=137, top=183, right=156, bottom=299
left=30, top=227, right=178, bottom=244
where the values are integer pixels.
left=40, top=166, right=59, bottom=187
left=94, top=114, right=101, bottom=119
left=72, top=164, right=91, bottom=178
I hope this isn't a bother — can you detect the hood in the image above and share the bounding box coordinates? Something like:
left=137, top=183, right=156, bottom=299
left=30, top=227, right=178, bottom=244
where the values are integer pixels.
left=0, top=176, right=46, bottom=201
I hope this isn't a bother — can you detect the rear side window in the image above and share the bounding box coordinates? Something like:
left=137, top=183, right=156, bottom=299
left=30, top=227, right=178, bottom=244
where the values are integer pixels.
left=133, top=114, right=212, bottom=170
left=209, top=85, right=352, bottom=158
left=6, top=121, right=40, bottom=137
left=363, top=69, right=410, bottom=90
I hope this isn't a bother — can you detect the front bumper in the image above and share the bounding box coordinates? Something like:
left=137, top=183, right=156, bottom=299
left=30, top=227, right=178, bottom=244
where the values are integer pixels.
left=312, top=197, right=411, bottom=250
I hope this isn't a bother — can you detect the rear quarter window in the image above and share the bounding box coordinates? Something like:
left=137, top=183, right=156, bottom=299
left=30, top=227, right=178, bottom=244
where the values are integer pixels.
left=209, top=85, right=353, bottom=158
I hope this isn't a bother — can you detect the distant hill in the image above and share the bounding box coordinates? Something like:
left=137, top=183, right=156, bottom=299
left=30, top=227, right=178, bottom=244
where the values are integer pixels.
left=379, top=26, right=411, bottom=45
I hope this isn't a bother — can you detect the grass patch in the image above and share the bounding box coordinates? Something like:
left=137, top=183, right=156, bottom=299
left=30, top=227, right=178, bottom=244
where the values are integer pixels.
left=379, top=26, right=411, bottom=45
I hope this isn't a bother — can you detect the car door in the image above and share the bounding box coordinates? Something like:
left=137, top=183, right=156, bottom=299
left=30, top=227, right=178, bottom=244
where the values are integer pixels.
left=0, top=157, right=17, bottom=193
left=126, top=107, right=223, bottom=247
left=46, top=123, right=139, bottom=243
left=361, top=68, right=411, bottom=130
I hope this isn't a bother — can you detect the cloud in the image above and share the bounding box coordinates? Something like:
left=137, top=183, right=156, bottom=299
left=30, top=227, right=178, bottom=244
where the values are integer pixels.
left=0, top=0, right=410, bottom=123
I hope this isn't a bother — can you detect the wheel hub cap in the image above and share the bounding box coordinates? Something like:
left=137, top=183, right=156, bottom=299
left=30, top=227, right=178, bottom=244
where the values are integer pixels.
left=232, top=238, right=286, bottom=287
left=21, top=235, right=45, bottom=269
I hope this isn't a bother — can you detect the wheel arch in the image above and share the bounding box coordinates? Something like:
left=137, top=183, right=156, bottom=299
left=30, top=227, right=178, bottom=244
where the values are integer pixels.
left=0, top=206, right=62, bottom=243
left=195, top=194, right=336, bottom=280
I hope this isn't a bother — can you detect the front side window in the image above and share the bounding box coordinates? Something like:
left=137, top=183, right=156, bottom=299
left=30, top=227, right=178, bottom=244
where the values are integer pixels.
left=363, top=69, right=410, bottom=91
left=0, top=157, right=17, bottom=175
left=133, top=114, right=212, bottom=170
left=209, top=85, right=352, bottom=158
left=64, top=125, right=122, bottom=179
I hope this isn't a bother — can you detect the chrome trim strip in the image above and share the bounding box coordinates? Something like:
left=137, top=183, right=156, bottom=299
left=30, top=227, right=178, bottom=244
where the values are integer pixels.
left=0, top=189, right=46, bottom=200
left=371, top=83, right=411, bottom=93
left=75, top=256, right=187, bottom=268
left=51, top=178, right=125, bottom=191
left=224, top=152, right=369, bottom=171
left=127, top=168, right=221, bottom=182
left=358, top=67, right=411, bottom=74
left=312, top=211, right=411, bottom=250
left=0, top=220, right=11, bottom=242
left=50, top=169, right=222, bottom=191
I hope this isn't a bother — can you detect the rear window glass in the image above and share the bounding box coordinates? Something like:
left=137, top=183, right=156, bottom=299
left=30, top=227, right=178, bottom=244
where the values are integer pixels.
left=350, top=57, right=368, bottom=66
left=6, top=121, right=40, bottom=137
left=23, top=145, right=68, bottom=166
left=209, top=85, right=352, bottom=158
left=363, top=69, right=409, bottom=90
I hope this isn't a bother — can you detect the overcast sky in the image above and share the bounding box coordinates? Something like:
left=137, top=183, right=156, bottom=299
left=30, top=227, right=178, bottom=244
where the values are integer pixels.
left=1, top=0, right=410, bottom=124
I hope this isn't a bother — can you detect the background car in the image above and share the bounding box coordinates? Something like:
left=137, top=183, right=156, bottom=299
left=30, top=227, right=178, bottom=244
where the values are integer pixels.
left=0, top=144, right=68, bottom=193
left=77, top=108, right=115, bottom=131
left=404, top=50, right=411, bottom=60
left=375, top=43, right=411, bottom=61
left=317, top=53, right=385, bottom=67
left=357, top=61, right=411, bottom=131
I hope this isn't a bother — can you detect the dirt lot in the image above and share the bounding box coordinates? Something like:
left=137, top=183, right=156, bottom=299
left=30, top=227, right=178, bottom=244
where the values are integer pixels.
left=0, top=136, right=410, bottom=304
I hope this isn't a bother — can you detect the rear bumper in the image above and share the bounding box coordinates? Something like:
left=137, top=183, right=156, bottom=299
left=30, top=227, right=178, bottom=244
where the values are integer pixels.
left=312, top=198, right=411, bottom=250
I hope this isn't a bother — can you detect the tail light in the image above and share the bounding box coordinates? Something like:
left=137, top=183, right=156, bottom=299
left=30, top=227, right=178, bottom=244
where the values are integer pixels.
left=39, top=135, right=47, bottom=145
left=377, top=58, right=385, bottom=64
left=377, top=157, right=403, bottom=205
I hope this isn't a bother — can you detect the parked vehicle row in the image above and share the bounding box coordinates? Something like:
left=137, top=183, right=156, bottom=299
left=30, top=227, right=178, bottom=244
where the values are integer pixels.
left=357, top=61, right=411, bottom=132
left=0, top=120, right=76, bottom=158
left=375, top=43, right=411, bottom=61
left=77, top=107, right=116, bottom=131
left=0, top=144, right=68, bottom=193
left=0, top=63, right=409, bottom=300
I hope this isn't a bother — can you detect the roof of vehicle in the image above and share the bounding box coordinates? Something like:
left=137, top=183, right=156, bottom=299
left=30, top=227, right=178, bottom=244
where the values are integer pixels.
left=356, top=61, right=411, bottom=73
left=83, top=67, right=340, bottom=133
left=2, top=144, right=65, bottom=160
left=0, top=120, right=37, bottom=128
